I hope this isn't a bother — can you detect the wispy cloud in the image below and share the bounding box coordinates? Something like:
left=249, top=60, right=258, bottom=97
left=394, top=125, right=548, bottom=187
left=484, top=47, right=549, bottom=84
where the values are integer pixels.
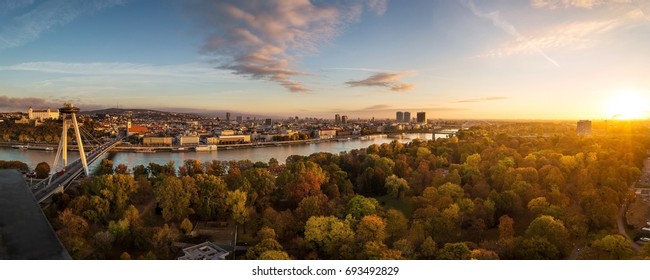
left=363, top=104, right=392, bottom=110
left=456, top=96, right=509, bottom=103
left=0, top=0, right=34, bottom=15
left=531, top=0, right=631, bottom=9
left=345, top=72, right=415, bottom=92
left=460, top=0, right=560, bottom=66
left=0, top=61, right=226, bottom=78
left=0, top=95, right=102, bottom=111
left=184, top=0, right=387, bottom=93
left=0, top=0, right=126, bottom=50
left=482, top=9, right=646, bottom=58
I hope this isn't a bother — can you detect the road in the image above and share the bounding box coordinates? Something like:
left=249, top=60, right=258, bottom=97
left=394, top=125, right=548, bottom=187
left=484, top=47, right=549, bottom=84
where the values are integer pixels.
left=617, top=203, right=642, bottom=251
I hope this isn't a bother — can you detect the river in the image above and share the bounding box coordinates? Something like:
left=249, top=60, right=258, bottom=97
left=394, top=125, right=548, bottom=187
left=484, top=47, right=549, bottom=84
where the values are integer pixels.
left=0, top=133, right=443, bottom=172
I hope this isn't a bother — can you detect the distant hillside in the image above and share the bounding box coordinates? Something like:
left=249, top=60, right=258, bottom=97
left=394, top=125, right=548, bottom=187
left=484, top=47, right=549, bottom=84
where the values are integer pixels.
left=82, top=108, right=167, bottom=115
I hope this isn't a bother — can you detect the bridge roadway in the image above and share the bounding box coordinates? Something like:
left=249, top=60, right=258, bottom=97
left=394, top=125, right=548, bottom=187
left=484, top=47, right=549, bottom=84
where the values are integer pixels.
left=31, top=138, right=123, bottom=203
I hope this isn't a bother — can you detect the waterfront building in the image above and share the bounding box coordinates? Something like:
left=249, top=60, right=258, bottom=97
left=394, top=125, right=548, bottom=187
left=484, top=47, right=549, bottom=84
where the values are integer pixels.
left=180, top=136, right=200, bottom=146
left=143, top=137, right=173, bottom=146
left=318, top=129, right=337, bottom=139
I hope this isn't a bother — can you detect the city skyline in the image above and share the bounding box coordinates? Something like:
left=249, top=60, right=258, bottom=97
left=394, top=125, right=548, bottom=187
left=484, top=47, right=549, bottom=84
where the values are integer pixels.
left=1, top=0, right=650, bottom=120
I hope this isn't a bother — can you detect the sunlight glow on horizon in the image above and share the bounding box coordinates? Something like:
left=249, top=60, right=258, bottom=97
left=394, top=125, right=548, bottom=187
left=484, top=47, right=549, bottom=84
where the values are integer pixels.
left=603, top=90, right=649, bottom=120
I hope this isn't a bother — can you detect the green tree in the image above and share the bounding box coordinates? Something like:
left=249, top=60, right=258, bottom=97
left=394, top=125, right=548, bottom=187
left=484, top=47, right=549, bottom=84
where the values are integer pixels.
left=346, top=195, right=379, bottom=219
left=437, top=242, right=471, bottom=260
left=419, top=236, right=437, bottom=259
left=304, top=216, right=354, bottom=258
left=384, top=175, right=409, bottom=198
left=525, top=215, right=569, bottom=253
left=591, top=234, right=635, bottom=260
left=98, top=158, right=114, bottom=175
left=516, top=236, right=559, bottom=260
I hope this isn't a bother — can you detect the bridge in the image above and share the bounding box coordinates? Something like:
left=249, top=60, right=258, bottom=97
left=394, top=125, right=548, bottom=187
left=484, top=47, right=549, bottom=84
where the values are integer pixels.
left=31, top=137, right=124, bottom=203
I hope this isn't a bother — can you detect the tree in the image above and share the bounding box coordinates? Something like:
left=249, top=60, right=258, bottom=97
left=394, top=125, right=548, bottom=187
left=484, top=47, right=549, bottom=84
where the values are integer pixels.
left=357, top=215, right=387, bottom=243
left=527, top=197, right=550, bottom=216
left=180, top=218, right=193, bottom=235
left=385, top=209, right=409, bottom=241
left=419, top=236, right=437, bottom=259
left=525, top=215, right=569, bottom=253
left=346, top=195, right=379, bottom=219
left=35, top=162, right=50, bottom=179
left=591, top=234, right=635, bottom=260
left=259, top=250, right=291, bottom=260
left=227, top=189, right=249, bottom=226
left=243, top=168, right=277, bottom=210
left=384, top=175, right=409, bottom=198
left=516, top=236, right=559, bottom=260
left=152, top=224, right=179, bottom=259
left=154, top=176, right=194, bottom=222
left=470, top=249, right=499, bottom=260
left=437, top=242, right=471, bottom=260
left=192, top=174, right=228, bottom=220
left=98, top=158, right=114, bottom=175
left=57, top=209, right=89, bottom=259
left=304, top=216, right=354, bottom=258
left=114, top=164, right=129, bottom=175
left=498, top=215, right=515, bottom=241
left=277, top=161, right=328, bottom=205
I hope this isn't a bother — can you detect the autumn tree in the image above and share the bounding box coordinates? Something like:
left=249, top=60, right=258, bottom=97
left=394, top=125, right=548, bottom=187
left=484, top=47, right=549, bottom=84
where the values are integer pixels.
left=35, top=162, right=50, bottom=179
left=227, top=189, right=249, bottom=226
left=192, top=174, right=228, bottom=220
left=277, top=161, right=328, bottom=205
left=304, top=216, right=354, bottom=258
left=154, top=176, right=194, bottom=222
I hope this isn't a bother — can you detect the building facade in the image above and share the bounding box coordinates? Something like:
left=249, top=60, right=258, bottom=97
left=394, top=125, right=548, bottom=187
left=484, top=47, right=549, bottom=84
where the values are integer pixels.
left=396, top=111, right=404, bottom=123
left=404, top=112, right=411, bottom=123
left=27, top=107, right=59, bottom=120
left=416, top=112, right=426, bottom=123
left=577, top=120, right=592, bottom=136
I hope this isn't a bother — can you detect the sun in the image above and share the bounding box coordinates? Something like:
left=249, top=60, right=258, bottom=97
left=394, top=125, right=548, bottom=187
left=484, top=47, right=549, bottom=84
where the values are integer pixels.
left=603, top=91, right=649, bottom=120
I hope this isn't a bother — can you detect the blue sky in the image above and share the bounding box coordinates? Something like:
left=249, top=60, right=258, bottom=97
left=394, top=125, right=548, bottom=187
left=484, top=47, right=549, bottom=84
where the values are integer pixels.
left=1, top=0, right=649, bottom=119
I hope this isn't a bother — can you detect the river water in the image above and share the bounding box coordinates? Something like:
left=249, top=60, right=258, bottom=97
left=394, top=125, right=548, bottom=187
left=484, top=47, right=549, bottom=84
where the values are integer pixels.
left=1, top=133, right=442, bottom=172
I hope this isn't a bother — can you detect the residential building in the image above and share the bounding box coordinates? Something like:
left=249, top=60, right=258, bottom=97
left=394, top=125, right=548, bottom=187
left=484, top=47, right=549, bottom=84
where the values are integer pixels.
left=404, top=112, right=411, bottom=123
left=335, top=114, right=341, bottom=124
left=416, top=112, right=426, bottom=123
left=396, top=111, right=403, bottom=123
left=341, top=115, right=348, bottom=124
left=577, top=120, right=592, bottom=136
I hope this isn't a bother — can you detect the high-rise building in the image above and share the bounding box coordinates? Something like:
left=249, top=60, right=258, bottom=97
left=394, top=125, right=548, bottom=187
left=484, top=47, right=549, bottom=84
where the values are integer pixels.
left=335, top=114, right=341, bottom=124
left=226, top=112, right=231, bottom=122
left=265, top=118, right=272, bottom=126
left=416, top=112, right=426, bottom=123
left=341, top=115, right=348, bottom=124
left=404, top=112, right=411, bottom=123
left=577, top=120, right=592, bottom=136
left=396, top=111, right=404, bottom=123
left=236, top=116, right=243, bottom=123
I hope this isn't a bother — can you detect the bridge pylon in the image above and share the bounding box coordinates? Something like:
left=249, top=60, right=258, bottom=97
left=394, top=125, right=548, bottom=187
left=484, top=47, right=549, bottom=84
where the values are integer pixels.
left=51, top=103, right=89, bottom=177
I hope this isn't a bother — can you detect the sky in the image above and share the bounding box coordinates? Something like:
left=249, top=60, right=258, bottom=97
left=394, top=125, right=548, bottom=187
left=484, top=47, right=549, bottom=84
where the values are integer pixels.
left=1, top=0, right=649, bottom=120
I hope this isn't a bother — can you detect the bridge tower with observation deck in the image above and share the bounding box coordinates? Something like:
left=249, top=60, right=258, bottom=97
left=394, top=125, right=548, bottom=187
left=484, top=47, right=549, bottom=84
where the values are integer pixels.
left=51, top=103, right=90, bottom=177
